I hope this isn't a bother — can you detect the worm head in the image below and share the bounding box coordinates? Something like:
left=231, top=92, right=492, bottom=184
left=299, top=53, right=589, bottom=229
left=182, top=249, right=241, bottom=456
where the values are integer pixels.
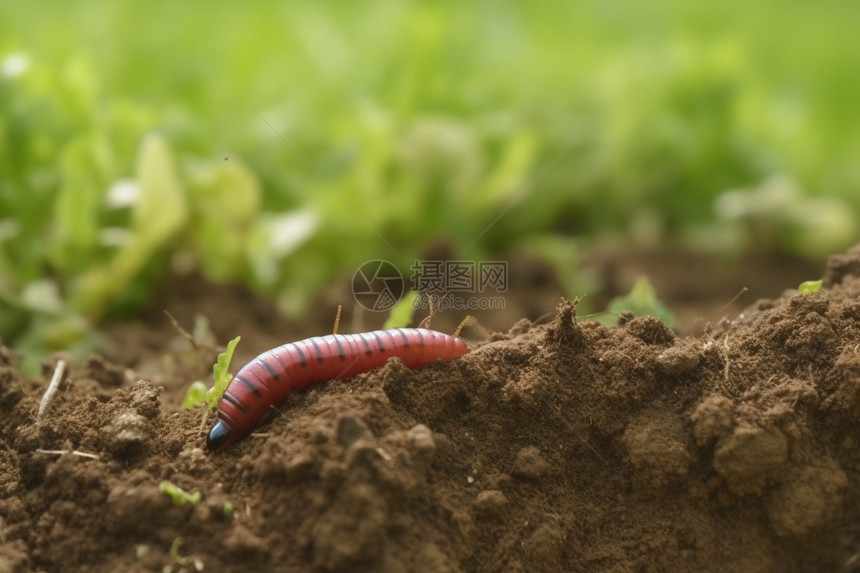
left=206, top=420, right=232, bottom=451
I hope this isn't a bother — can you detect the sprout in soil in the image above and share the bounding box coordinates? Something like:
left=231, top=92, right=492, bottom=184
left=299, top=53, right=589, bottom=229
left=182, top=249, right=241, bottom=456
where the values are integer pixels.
left=180, top=335, right=241, bottom=412
left=798, top=280, right=823, bottom=295
left=384, top=291, right=421, bottom=329
left=159, top=481, right=202, bottom=506
left=169, top=537, right=190, bottom=566
left=606, top=276, right=676, bottom=326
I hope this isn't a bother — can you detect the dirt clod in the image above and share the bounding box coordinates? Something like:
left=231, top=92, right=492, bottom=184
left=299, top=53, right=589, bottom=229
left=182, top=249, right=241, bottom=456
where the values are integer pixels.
left=511, top=446, right=550, bottom=481
left=472, top=489, right=508, bottom=518
left=5, top=245, right=860, bottom=571
left=766, top=457, right=848, bottom=539
left=656, top=344, right=701, bottom=376
left=713, top=424, right=789, bottom=494
left=624, top=410, right=692, bottom=488
left=690, top=395, right=736, bottom=446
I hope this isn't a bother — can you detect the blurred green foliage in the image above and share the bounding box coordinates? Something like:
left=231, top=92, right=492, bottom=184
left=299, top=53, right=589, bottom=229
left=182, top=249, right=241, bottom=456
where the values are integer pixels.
left=605, top=276, right=676, bottom=326
left=159, top=481, right=201, bottom=506
left=798, top=280, right=823, bottom=296
left=1, top=1, right=859, bottom=362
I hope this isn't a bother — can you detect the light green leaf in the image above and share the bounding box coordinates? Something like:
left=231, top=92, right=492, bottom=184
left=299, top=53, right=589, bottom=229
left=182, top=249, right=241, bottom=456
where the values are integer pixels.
left=158, top=481, right=202, bottom=506
left=384, top=291, right=420, bottom=329
left=132, top=133, right=188, bottom=246
left=607, top=276, right=676, bottom=326
left=69, top=134, right=189, bottom=320
left=798, top=279, right=822, bottom=295
left=181, top=381, right=208, bottom=409
left=187, top=158, right=262, bottom=280
left=207, top=335, right=241, bottom=412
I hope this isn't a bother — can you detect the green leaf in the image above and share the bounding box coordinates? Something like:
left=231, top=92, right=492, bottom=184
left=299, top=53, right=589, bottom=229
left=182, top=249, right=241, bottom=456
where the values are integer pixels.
left=798, top=279, right=822, bottom=295
left=607, top=276, right=676, bottom=326
left=69, top=134, right=189, bottom=320
left=181, top=381, right=208, bottom=409
left=206, top=335, right=241, bottom=412
left=383, top=291, right=420, bottom=329
left=132, top=133, right=188, bottom=245
left=158, top=481, right=202, bottom=506
left=187, top=158, right=262, bottom=281
left=169, top=537, right=190, bottom=566
left=51, top=136, right=104, bottom=270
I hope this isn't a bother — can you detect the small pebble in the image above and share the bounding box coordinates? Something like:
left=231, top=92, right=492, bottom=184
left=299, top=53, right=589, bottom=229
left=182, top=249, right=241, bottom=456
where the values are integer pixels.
left=407, top=424, right=436, bottom=472
left=512, top=446, right=550, bottom=480
left=472, top=489, right=508, bottom=518
left=336, top=415, right=371, bottom=447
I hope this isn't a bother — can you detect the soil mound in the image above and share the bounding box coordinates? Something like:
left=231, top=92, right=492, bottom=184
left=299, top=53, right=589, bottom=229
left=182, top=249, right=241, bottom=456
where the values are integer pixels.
left=3, top=247, right=860, bottom=572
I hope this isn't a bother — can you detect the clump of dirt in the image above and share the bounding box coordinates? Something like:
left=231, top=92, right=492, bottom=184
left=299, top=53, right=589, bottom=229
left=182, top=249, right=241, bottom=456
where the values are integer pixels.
left=3, top=246, right=860, bottom=572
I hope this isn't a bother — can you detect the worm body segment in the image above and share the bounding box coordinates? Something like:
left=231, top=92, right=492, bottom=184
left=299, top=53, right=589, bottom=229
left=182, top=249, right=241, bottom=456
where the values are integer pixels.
left=207, top=328, right=469, bottom=450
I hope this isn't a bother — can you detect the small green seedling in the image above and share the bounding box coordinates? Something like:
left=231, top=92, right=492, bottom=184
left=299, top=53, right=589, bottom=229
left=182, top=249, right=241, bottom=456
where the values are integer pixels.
left=169, top=537, right=190, bottom=566
left=206, top=335, right=241, bottom=412
left=223, top=501, right=234, bottom=519
left=181, top=381, right=208, bottom=409
left=798, top=279, right=822, bottom=295
left=606, top=276, right=676, bottom=326
left=383, top=291, right=421, bottom=329
left=179, top=335, right=241, bottom=411
left=159, top=481, right=202, bottom=506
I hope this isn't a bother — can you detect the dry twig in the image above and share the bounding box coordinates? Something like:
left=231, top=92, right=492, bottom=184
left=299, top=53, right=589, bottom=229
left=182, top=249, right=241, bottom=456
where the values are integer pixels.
left=37, top=359, right=66, bottom=419
left=35, top=449, right=99, bottom=460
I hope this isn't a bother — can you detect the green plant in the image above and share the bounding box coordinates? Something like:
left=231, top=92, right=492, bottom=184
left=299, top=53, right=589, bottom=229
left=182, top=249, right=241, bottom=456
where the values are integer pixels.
left=158, top=481, right=201, bottom=506
left=206, top=336, right=241, bottom=412
left=798, top=279, right=823, bottom=295
left=383, top=291, right=421, bottom=329
left=605, top=277, right=676, bottom=326
left=180, top=382, right=208, bottom=410
left=180, top=335, right=241, bottom=412
left=3, top=1, right=860, bottom=366
left=169, top=537, right=190, bottom=566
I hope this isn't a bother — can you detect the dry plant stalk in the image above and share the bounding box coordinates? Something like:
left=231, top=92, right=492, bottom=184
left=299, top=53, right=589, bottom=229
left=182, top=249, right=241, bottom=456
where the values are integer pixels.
left=35, top=449, right=99, bottom=460
left=37, top=359, right=67, bottom=419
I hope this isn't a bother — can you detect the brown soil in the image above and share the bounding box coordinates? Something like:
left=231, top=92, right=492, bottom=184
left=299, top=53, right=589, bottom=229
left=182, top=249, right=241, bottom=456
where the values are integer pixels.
left=2, top=247, right=860, bottom=573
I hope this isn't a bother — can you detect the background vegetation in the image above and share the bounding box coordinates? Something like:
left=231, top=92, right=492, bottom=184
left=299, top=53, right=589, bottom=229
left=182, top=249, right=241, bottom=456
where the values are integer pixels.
left=1, top=0, right=859, bottom=364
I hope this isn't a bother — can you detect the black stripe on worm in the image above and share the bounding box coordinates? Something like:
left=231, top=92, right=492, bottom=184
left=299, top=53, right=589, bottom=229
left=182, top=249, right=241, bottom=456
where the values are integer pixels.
left=271, top=351, right=288, bottom=370
left=223, top=391, right=251, bottom=414
left=294, top=344, right=307, bottom=367
left=259, top=358, right=278, bottom=379
left=360, top=334, right=373, bottom=356
left=309, top=339, right=324, bottom=364
left=236, top=374, right=260, bottom=396
left=372, top=332, right=385, bottom=352
left=397, top=329, right=410, bottom=346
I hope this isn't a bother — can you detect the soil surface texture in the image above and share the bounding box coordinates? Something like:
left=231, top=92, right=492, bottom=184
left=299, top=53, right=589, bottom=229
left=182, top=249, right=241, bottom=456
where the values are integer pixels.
left=2, top=247, right=860, bottom=572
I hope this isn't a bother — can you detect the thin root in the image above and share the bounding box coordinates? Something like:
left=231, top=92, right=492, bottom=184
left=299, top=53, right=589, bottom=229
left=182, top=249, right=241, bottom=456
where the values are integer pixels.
left=419, top=293, right=447, bottom=329
left=467, top=316, right=494, bottom=341
left=453, top=315, right=472, bottom=338
left=164, top=310, right=196, bottom=348
left=35, top=448, right=99, bottom=460
left=375, top=447, right=392, bottom=462
left=721, top=287, right=749, bottom=313
left=721, top=334, right=732, bottom=391
left=37, top=359, right=67, bottom=420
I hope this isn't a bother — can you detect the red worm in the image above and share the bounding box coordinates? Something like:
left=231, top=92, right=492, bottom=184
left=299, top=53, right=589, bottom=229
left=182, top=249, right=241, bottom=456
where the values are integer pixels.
left=206, top=328, right=469, bottom=450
